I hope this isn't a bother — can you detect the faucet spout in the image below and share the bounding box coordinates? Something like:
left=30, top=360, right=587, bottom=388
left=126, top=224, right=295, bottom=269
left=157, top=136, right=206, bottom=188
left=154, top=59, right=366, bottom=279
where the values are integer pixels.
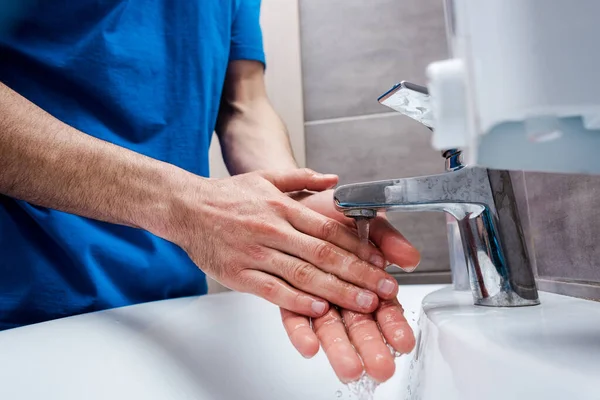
left=335, top=165, right=540, bottom=307
left=335, top=167, right=490, bottom=218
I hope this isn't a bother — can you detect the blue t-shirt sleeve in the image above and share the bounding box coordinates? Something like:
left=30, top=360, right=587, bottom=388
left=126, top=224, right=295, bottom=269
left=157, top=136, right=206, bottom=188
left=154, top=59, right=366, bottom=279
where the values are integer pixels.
left=230, top=0, right=265, bottom=65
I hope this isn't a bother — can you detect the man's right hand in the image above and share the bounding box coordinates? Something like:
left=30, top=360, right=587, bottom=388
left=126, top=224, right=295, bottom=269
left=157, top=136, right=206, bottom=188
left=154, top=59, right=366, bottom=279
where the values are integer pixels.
left=161, top=168, right=400, bottom=318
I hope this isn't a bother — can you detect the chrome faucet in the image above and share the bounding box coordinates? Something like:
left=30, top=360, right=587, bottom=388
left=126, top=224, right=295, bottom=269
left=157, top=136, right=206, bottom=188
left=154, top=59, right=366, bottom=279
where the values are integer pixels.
left=335, top=82, right=539, bottom=307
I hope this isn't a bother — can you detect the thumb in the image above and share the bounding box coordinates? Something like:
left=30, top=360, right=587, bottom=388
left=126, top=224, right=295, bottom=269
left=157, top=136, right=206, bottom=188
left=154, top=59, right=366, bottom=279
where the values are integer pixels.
left=260, top=168, right=338, bottom=193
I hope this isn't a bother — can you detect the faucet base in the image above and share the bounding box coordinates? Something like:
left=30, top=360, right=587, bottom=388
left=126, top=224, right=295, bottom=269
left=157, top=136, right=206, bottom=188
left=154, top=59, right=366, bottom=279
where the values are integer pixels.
left=474, top=293, right=541, bottom=307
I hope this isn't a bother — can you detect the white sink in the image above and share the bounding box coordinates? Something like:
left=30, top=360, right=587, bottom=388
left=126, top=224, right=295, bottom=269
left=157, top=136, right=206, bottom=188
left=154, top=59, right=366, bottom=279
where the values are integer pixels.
left=410, top=287, right=600, bottom=400
left=0, top=285, right=444, bottom=400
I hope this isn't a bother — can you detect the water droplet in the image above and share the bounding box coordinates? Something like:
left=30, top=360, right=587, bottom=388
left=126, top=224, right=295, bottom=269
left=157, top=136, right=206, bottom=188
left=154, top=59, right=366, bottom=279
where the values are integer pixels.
left=335, top=390, right=343, bottom=397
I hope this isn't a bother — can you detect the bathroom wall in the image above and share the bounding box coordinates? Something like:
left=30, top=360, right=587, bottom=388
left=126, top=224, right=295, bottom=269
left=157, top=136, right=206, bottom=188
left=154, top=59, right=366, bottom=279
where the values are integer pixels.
left=299, top=0, right=451, bottom=283
left=512, top=171, right=600, bottom=300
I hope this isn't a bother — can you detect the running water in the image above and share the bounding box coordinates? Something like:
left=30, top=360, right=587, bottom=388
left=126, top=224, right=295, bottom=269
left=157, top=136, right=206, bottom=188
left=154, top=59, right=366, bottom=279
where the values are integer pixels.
left=347, top=373, right=379, bottom=400
left=355, top=218, right=371, bottom=245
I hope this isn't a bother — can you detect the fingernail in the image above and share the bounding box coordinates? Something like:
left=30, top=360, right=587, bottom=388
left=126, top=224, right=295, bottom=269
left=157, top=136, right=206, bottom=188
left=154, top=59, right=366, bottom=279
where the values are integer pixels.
left=323, top=174, right=338, bottom=179
left=356, top=292, right=374, bottom=309
left=377, top=279, right=396, bottom=296
left=400, top=259, right=421, bottom=273
left=311, top=301, right=327, bottom=315
left=370, top=254, right=386, bottom=268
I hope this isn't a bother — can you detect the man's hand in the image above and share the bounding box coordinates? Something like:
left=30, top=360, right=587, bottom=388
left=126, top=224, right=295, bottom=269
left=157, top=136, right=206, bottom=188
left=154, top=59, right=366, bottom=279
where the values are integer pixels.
left=213, top=60, right=418, bottom=381
left=281, top=190, right=421, bottom=383
left=162, top=169, right=401, bottom=318
left=0, top=82, right=400, bottom=320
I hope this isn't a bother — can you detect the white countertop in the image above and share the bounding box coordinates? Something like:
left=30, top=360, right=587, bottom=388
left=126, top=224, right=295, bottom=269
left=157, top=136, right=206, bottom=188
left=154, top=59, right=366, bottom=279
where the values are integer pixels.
left=0, top=284, right=445, bottom=400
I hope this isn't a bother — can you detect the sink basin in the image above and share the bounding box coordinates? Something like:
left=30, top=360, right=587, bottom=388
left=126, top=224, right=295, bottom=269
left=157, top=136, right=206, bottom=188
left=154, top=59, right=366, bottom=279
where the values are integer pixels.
left=410, top=287, right=600, bottom=400
left=0, top=285, right=444, bottom=399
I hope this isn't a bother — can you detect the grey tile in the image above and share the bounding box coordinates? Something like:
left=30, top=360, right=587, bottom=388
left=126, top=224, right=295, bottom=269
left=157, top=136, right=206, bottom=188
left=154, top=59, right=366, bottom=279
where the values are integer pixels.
left=306, top=114, right=449, bottom=273
left=537, top=279, right=600, bottom=301
left=387, top=212, right=450, bottom=273
left=306, top=114, right=444, bottom=182
left=392, top=271, right=452, bottom=285
left=525, top=172, right=600, bottom=283
left=299, top=0, right=448, bottom=121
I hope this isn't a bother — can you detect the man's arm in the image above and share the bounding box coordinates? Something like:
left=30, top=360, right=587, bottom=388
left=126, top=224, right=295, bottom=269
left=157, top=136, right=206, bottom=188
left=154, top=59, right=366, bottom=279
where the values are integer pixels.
left=216, top=60, right=298, bottom=174
left=0, top=81, right=397, bottom=315
left=0, top=82, right=185, bottom=236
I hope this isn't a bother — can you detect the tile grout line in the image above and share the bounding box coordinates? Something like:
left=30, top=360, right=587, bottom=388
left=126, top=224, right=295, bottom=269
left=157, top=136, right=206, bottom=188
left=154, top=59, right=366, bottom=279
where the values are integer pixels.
left=304, top=111, right=400, bottom=126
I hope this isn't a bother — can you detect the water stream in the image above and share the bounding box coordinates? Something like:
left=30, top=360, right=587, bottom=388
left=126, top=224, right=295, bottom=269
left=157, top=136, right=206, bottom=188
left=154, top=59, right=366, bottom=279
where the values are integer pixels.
left=355, top=218, right=371, bottom=245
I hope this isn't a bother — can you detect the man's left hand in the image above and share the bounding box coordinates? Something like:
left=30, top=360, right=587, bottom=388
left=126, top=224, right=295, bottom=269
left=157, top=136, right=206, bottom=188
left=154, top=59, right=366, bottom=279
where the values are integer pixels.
left=281, top=190, right=421, bottom=383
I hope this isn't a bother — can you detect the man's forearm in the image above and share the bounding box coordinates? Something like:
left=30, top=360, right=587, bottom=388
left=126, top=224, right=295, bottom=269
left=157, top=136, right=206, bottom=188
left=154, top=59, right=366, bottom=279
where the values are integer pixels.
left=0, top=82, right=191, bottom=239
left=217, top=97, right=298, bottom=174
left=216, top=60, right=298, bottom=175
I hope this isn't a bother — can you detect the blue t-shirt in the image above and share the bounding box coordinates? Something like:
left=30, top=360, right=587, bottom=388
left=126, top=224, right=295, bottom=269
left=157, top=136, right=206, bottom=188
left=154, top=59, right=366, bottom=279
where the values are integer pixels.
left=0, top=0, right=265, bottom=330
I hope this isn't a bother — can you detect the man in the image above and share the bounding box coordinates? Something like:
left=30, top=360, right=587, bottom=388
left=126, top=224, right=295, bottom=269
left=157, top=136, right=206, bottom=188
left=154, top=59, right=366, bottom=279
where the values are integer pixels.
left=0, top=0, right=421, bottom=383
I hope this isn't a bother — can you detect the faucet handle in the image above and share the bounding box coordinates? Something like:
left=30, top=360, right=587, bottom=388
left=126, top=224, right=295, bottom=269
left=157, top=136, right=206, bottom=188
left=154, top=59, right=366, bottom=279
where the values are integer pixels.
left=378, top=81, right=434, bottom=130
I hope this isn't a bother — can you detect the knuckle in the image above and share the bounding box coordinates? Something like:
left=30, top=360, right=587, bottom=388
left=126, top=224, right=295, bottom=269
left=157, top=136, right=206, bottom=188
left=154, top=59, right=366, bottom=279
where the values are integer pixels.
left=378, top=299, right=399, bottom=312
left=224, top=266, right=249, bottom=291
left=258, top=279, right=279, bottom=300
left=266, top=197, right=289, bottom=214
left=350, top=261, right=377, bottom=282
left=320, top=220, right=340, bottom=240
left=291, top=292, right=304, bottom=310
left=244, top=244, right=268, bottom=261
left=345, top=312, right=371, bottom=333
left=292, top=263, right=317, bottom=286
left=314, top=241, right=335, bottom=263
left=313, top=309, right=342, bottom=334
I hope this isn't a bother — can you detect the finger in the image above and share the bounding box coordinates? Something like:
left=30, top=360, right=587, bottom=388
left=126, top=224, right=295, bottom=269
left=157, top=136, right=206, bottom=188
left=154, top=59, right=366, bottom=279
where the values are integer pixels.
left=262, top=250, right=380, bottom=313
left=297, top=189, right=351, bottom=225
left=280, top=308, right=319, bottom=358
left=369, top=216, right=421, bottom=272
left=292, top=190, right=420, bottom=271
left=295, top=210, right=386, bottom=268
left=281, top=210, right=398, bottom=300
left=233, top=270, right=329, bottom=317
left=313, top=307, right=364, bottom=383
left=367, top=242, right=416, bottom=356
left=260, top=168, right=338, bottom=193
left=341, top=309, right=396, bottom=383
left=375, top=298, right=416, bottom=355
